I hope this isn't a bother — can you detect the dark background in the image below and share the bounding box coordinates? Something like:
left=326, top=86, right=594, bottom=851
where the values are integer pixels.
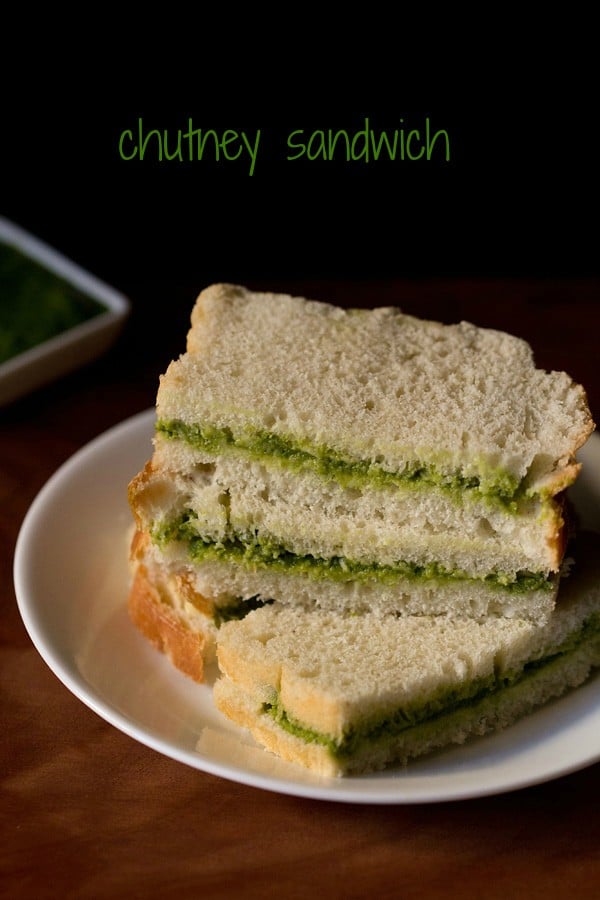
left=1, top=42, right=598, bottom=400
left=3, top=48, right=597, bottom=284
left=4, top=98, right=596, bottom=287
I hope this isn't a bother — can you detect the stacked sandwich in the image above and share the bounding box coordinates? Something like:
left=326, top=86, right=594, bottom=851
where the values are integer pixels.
left=127, top=283, right=600, bottom=775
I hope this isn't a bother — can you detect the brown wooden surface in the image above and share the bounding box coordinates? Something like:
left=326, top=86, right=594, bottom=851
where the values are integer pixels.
left=2, top=277, right=600, bottom=899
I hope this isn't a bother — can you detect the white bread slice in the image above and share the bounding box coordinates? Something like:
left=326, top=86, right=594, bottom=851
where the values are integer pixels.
left=156, top=283, right=594, bottom=499
left=213, top=532, right=600, bottom=776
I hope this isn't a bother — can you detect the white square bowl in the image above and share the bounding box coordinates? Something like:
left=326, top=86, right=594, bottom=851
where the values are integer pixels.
left=0, top=216, right=130, bottom=406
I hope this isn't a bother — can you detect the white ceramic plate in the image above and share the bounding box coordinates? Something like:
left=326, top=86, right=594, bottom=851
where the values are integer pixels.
left=13, top=410, right=600, bottom=804
left=0, top=217, right=129, bottom=405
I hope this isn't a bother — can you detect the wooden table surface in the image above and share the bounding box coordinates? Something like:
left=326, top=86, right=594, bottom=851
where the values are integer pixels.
left=2, top=276, right=600, bottom=899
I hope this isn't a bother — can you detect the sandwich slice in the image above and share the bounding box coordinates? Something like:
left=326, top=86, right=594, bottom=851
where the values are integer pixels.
left=128, top=283, right=593, bottom=665
left=214, top=532, right=600, bottom=777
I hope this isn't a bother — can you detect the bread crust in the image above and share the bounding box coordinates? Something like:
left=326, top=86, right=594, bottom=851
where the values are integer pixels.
left=213, top=677, right=342, bottom=776
left=128, top=563, right=213, bottom=682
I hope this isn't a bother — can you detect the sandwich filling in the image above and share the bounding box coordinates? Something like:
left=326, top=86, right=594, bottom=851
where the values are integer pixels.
left=151, top=509, right=553, bottom=595
left=156, top=418, right=543, bottom=510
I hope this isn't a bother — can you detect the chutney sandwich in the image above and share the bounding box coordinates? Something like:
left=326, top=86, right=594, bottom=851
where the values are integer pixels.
left=214, top=530, right=600, bottom=776
left=126, top=283, right=598, bottom=775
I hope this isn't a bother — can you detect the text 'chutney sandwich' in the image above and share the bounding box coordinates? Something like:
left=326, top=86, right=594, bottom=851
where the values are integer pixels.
left=127, top=283, right=600, bottom=775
